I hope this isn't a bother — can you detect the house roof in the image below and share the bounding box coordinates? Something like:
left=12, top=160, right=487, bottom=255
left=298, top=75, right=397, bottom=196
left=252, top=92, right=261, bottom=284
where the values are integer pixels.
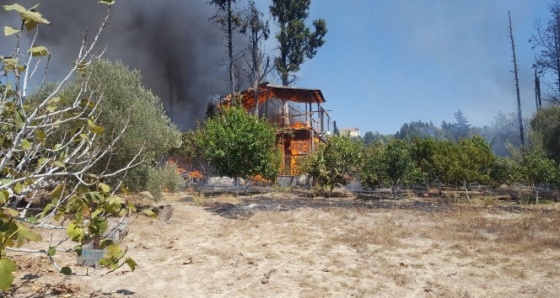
left=238, top=83, right=326, bottom=110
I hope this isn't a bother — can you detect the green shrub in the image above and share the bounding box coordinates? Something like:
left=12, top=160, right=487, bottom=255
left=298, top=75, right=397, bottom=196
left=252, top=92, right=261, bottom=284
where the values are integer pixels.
left=145, top=164, right=185, bottom=201
left=62, top=60, right=182, bottom=192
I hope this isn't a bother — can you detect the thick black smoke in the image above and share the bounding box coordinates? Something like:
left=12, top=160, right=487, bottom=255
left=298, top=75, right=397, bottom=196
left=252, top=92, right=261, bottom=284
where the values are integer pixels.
left=0, top=0, right=234, bottom=130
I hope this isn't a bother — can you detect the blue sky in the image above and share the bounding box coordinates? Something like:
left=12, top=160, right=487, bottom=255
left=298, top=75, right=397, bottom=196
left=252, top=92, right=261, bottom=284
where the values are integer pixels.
left=0, top=0, right=553, bottom=135
left=261, top=0, right=551, bottom=135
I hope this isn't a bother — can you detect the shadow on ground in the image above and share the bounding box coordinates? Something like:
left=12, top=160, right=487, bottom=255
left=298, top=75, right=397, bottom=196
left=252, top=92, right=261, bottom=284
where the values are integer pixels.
left=204, top=194, right=454, bottom=219
left=197, top=189, right=559, bottom=219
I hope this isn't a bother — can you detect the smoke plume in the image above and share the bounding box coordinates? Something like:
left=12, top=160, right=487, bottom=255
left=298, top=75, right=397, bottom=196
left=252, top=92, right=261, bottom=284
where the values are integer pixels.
left=0, top=0, right=236, bottom=130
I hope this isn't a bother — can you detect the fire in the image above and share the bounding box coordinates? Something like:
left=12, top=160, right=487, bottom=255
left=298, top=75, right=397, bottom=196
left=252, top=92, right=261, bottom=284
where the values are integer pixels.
left=290, top=122, right=308, bottom=129
left=251, top=174, right=271, bottom=184
left=167, top=158, right=187, bottom=175
left=188, top=170, right=204, bottom=179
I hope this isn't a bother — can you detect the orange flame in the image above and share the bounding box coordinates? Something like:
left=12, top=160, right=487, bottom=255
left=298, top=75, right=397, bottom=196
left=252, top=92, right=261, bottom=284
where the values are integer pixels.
left=188, top=170, right=204, bottom=179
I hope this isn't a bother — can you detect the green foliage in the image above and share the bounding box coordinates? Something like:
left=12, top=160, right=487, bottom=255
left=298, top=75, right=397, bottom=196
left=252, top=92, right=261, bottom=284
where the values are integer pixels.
left=145, top=163, right=185, bottom=201
left=360, top=141, right=388, bottom=189
left=488, top=156, right=520, bottom=187
left=62, top=60, right=182, bottom=192
left=197, top=106, right=280, bottom=181
left=171, top=129, right=209, bottom=177
left=520, top=150, right=558, bottom=188
left=506, top=147, right=559, bottom=203
left=363, top=131, right=391, bottom=145
left=384, top=139, right=419, bottom=197
left=270, top=0, right=327, bottom=85
left=530, top=105, right=560, bottom=164
left=0, top=259, right=17, bottom=291
left=395, top=121, right=437, bottom=141
left=451, top=136, right=495, bottom=186
left=431, top=137, right=494, bottom=186
left=0, top=2, right=139, bottom=290
left=303, top=135, right=362, bottom=192
left=2, top=4, right=51, bottom=31
left=410, top=137, right=440, bottom=186
left=491, top=110, right=560, bottom=201
left=360, top=139, right=418, bottom=199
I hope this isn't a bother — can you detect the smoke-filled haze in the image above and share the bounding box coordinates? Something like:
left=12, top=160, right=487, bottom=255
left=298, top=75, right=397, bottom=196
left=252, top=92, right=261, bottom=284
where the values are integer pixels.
left=0, top=1, right=556, bottom=134
left=0, top=0, right=235, bottom=130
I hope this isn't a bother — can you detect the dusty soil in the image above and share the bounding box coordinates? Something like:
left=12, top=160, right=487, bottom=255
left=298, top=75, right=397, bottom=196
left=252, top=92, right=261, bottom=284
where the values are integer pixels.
left=4, top=190, right=560, bottom=297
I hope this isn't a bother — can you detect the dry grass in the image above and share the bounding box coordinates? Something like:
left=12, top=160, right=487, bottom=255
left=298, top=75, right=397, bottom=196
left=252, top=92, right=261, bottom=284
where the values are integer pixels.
left=7, top=192, right=560, bottom=297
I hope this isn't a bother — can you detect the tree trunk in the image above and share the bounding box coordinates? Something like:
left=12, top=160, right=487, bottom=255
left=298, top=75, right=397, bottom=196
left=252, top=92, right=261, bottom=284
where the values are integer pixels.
left=227, top=0, right=235, bottom=98
left=508, top=11, right=525, bottom=146
left=555, top=10, right=560, bottom=95
left=463, top=180, right=471, bottom=202
left=535, top=68, right=542, bottom=110
left=534, top=184, right=539, bottom=204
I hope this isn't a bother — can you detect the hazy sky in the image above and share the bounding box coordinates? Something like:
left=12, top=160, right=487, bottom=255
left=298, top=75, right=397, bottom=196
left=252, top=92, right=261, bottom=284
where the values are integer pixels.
left=0, top=0, right=554, bottom=135
left=270, top=0, right=551, bottom=135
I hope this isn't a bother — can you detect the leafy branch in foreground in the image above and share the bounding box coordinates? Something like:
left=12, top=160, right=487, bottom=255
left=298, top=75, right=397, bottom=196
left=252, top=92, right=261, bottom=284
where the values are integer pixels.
left=0, top=2, right=141, bottom=290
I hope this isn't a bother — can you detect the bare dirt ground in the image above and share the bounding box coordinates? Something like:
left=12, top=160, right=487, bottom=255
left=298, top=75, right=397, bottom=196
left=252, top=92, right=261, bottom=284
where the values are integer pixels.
left=4, top=190, right=560, bottom=297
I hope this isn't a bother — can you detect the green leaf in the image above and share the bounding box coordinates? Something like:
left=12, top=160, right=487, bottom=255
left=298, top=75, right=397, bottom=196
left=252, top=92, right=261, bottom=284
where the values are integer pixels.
left=0, top=179, right=13, bottom=187
left=87, top=119, right=105, bottom=134
left=90, top=218, right=108, bottom=235
left=104, top=244, right=123, bottom=258
left=2, top=4, right=26, bottom=13
left=53, top=160, right=65, bottom=168
left=38, top=157, right=48, bottom=166
left=60, top=266, right=72, bottom=275
left=47, top=246, right=56, bottom=256
left=4, top=26, right=19, bottom=36
left=14, top=110, right=25, bottom=128
left=66, top=223, right=84, bottom=242
left=74, top=245, right=83, bottom=256
left=98, top=183, right=110, bottom=193
left=48, top=96, right=61, bottom=104
left=28, top=45, right=49, bottom=57
left=16, top=223, right=42, bottom=242
left=74, top=61, right=89, bottom=72
left=0, top=258, right=17, bottom=290
left=125, top=257, right=137, bottom=271
left=13, top=182, right=23, bottom=195
left=21, top=138, right=32, bottom=150
left=141, top=209, right=157, bottom=219
left=0, top=190, right=9, bottom=204
left=49, top=184, right=64, bottom=199
left=118, top=209, right=126, bottom=217
left=46, top=105, right=56, bottom=113
left=108, top=196, right=125, bottom=206
left=26, top=216, right=38, bottom=224
left=91, top=208, right=103, bottom=219
left=36, top=129, right=46, bottom=144
left=20, top=9, right=51, bottom=31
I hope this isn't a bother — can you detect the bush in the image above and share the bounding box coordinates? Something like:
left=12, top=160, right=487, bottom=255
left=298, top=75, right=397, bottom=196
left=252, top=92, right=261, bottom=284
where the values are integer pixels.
left=0, top=3, right=139, bottom=289
left=303, top=135, right=363, bottom=192
left=196, top=106, right=281, bottom=182
left=145, top=163, right=185, bottom=201
left=62, top=60, right=182, bottom=192
left=360, top=139, right=418, bottom=199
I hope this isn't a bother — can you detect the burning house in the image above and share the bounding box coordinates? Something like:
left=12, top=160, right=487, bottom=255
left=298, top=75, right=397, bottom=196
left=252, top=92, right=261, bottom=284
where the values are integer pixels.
left=234, top=83, right=332, bottom=176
